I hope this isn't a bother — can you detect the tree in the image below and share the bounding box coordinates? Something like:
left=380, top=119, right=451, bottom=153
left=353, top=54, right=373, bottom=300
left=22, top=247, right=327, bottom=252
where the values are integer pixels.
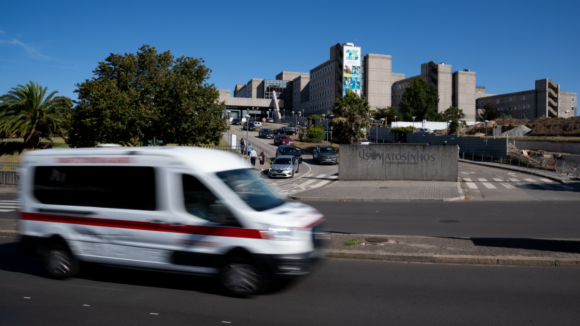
left=332, top=90, right=371, bottom=143
left=478, top=101, right=500, bottom=121
left=68, top=45, right=228, bottom=147
left=0, top=82, right=71, bottom=148
left=306, top=114, right=321, bottom=125
left=398, top=77, right=439, bottom=121
left=441, top=106, right=466, bottom=134
left=373, top=106, right=399, bottom=124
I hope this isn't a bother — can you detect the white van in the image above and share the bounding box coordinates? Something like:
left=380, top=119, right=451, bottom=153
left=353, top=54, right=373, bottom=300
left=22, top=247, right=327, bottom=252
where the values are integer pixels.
left=18, top=147, right=326, bottom=296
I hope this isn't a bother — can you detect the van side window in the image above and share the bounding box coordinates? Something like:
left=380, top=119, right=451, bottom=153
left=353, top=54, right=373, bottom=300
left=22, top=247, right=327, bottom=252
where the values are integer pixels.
left=34, top=166, right=156, bottom=210
left=182, top=174, right=227, bottom=223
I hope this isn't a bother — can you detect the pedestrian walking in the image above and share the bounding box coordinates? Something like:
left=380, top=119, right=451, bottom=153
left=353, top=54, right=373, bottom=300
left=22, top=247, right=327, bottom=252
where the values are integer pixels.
left=239, top=138, right=245, bottom=154
left=259, top=151, right=266, bottom=171
left=247, top=143, right=253, bottom=158
left=250, top=148, right=258, bottom=168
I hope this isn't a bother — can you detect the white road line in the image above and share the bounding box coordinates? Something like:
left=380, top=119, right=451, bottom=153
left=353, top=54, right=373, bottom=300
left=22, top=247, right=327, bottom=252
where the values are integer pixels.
left=466, top=182, right=478, bottom=189
left=0, top=206, right=20, bottom=209
left=509, top=178, right=520, bottom=182
left=478, top=178, right=488, bottom=182
left=315, top=174, right=326, bottom=179
left=539, top=178, right=554, bottom=183
left=463, top=178, right=472, bottom=182
left=311, top=180, right=329, bottom=187
left=0, top=209, right=15, bottom=212
left=501, top=183, right=515, bottom=189
left=524, top=178, right=537, bottom=183
left=482, top=182, right=496, bottom=189
left=492, top=178, right=503, bottom=182
left=460, top=172, right=469, bottom=175
left=299, top=179, right=317, bottom=187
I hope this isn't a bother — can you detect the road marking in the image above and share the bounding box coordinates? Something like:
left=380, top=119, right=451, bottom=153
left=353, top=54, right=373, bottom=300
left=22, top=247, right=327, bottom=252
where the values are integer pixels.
left=509, top=178, right=519, bottom=182
left=539, top=178, right=554, bottom=183
left=463, top=178, right=472, bottom=182
left=501, top=183, right=515, bottom=189
left=311, top=180, right=330, bottom=187
left=315, top=174, right=326, bottom=178
left=0, top=209, right=15, bottom=212
left=299, top=179, right=317, bottom=186
left=466, top=182, right=477, bottom=189
left=492, top=178, right=503, bottom=182
left=478, top=178, right=488, bottom=182
left=482, top=182, right=496, bottom=189
left=524, top=178, right=537, bottom=182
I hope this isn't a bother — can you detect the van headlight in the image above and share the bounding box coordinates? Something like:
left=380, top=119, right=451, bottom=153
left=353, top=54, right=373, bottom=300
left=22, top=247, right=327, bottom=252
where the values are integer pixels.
left=262, top=226, right=309, bottom=241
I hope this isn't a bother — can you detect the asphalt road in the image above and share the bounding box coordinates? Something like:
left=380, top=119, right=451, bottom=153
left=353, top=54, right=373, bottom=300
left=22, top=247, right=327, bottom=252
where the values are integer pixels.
left=307, top=201, right=580, bottom=239
left=1, top=237, right=579, bottom=326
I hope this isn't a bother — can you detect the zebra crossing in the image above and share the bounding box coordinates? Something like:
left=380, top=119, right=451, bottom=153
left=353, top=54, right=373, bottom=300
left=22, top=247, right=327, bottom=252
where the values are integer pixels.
left=266, top=173, right=339, bottom=195
left=0, top=200, right=20, bottom=212
left=461, top=176, right=574, bottom=192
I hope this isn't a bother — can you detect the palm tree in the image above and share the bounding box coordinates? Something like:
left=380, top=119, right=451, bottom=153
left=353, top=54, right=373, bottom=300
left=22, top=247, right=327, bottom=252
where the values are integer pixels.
left=332, top=90, right=371, bottom=143
left=0, top=82, right=70, bottom=149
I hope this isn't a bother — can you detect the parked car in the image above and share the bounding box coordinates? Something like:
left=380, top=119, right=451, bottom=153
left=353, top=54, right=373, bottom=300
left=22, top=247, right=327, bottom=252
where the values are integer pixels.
left=18, top=147, right=326, bottom=297
left=259, top=128, right=274, bottom=139
left=286, top=124, right=299, bottom=134
left=269, top=155, right=300, bottom=178
left=281, top=127, right=296, bottom=135
left=360, top=139, right=371, bottom=145
left=417, top=128, right=432, bottom=133
left=267, top=118, right=274, bottom=123
left=276, top=146, right=302, bottom=163
left=231, top=118, right=241, bottom=125
left=274, top=134, right=294, bottom=146
left=242, top=122, right=256, bottom=131
left=313, top=145, right=338, bottom=165
left=273, top=128, right=286, bottom=135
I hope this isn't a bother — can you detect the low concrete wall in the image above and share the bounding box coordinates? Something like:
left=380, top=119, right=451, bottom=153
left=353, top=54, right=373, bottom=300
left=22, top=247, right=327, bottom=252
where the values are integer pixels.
left=514, top=140, right=580, bottom=155
left=339, top=144, right=458, bottom=181
left=0, top=172, right=19, bottom=186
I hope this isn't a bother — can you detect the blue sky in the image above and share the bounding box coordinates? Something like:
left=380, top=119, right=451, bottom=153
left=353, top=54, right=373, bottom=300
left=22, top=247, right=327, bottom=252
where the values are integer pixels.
left=1, top=0, right=578, bottom=115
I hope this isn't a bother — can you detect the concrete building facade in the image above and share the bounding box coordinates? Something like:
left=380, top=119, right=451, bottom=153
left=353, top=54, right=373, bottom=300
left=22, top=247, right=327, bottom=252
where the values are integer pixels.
left=220, top=42, right=576, bottom=122
left=475, top=79, right=577, bottom=119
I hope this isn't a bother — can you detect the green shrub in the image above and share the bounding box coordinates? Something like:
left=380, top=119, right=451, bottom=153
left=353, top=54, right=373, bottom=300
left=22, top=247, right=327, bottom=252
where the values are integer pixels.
left=306, top=125, right=325, bottom=142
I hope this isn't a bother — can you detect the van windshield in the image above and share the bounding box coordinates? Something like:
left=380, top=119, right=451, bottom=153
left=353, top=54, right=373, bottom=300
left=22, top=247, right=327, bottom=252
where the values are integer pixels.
left=216, top=169, right=285, bottom=212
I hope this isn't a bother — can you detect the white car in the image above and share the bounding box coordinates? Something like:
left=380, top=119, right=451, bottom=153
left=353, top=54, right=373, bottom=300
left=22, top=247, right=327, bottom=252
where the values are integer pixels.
left=252, top=121, right=262, bottom=128
left=18, top=147, right=326, bottom=296
left=360, top=139, right=371, bottom=145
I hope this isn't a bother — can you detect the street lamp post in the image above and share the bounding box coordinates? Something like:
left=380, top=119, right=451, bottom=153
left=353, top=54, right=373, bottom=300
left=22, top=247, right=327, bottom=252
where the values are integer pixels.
left=322, top=114, right=327, bottom=144
left=484, top=120, right=489, bottom=157
left=370, top=118, right=375, bottom=142
left=412, top=116, right=416, bottom=142
left=448, top=120, right=452, bottom=135
left=328, top=114, right=334, bottom=145
left=245, top=114, right=251, bottom=152
left=379, top=118, right=385, bottom=142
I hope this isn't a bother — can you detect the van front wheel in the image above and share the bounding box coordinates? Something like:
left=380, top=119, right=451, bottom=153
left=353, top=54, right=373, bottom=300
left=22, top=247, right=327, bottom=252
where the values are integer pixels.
left=220, top=257, right=264, bottom=297
left=44, top=243, right=79, bottom=279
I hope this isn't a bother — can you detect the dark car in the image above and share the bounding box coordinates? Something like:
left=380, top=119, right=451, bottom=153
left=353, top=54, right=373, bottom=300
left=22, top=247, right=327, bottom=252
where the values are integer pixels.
left=273, top=128, right=286, bottom=135
left=313, top=145, right=338, bottom=165
left=282, top=126, right=296, bottom=135
left=259, top=128, right=274, bottom=139
left=231, top=118, right=241, bottom=125
left=267, top=118, right=274, bottom=123
left=274, top=134, right=294, bottom=146
left=276, top=145, right=302, bottom=164
left=242, top=122, right=256, bottom=131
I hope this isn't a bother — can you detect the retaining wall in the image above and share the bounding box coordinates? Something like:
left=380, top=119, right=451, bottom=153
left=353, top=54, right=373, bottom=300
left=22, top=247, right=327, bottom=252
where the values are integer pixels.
left=339, top=144, right=458, bottom=181
left=370, top=127, right=509, bottom=157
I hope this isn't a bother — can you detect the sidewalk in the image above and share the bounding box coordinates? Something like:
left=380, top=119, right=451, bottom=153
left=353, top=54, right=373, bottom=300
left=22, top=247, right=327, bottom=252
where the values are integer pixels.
left=290, top=180, right=464, bottom=202
left=326, top=233, right=580, bottom=267
left=459, top=159, right=580, bottom=184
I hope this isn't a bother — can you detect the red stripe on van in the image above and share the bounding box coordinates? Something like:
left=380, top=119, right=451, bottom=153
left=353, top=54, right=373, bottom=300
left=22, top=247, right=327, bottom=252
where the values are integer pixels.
left=20, top=212, right=265, bottom=239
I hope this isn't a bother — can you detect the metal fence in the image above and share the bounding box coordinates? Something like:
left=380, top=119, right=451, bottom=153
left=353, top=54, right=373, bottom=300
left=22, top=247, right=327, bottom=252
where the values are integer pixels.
left=0, top=162, right=20, bottom=172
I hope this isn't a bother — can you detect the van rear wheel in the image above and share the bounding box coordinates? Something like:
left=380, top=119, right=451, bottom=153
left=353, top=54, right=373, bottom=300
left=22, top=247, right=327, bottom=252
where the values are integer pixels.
left=220, top=257, right=264, bottom=297
left=44, top=243, right=79, bottom=279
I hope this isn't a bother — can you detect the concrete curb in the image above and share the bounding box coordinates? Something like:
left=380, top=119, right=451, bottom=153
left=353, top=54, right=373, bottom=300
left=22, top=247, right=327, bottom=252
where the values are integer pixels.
left=290, top=181, right=465, bottom=202
left=459, top=159, right=570, bottom=184
left=325, top=250, right=580, bottom=267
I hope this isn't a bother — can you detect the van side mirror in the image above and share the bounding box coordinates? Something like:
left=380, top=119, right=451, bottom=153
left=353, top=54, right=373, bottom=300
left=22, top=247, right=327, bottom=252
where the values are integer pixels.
left=209, top=204, right=241, bottom=227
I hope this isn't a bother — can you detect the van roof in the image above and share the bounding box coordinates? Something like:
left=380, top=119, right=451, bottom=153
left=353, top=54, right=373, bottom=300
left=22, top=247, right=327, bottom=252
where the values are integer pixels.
left=23, top=147, right=247, bottom=173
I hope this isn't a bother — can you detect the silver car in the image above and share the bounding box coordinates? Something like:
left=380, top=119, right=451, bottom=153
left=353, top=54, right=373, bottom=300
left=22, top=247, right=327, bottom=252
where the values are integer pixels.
left=268, top=155, right=300, bottom=178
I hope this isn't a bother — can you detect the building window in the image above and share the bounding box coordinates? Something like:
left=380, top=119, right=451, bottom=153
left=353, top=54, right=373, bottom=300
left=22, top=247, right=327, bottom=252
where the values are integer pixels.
left=480, top=101, right=484, bottom=106
left=527, top=104, right=530, bottom=108
left=496, top=99, right=500, bottom=104
left=521, top=96, right=525, bottom=101
left=572, top=107, right=575, bottom=110
left=572, top=97, right=575, bottom=102
left=508, top=97, right=512, bottom=102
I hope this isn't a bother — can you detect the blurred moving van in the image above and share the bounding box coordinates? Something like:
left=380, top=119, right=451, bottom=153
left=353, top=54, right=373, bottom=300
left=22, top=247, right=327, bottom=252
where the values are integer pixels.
left=19, top=147, right=326, bottom=296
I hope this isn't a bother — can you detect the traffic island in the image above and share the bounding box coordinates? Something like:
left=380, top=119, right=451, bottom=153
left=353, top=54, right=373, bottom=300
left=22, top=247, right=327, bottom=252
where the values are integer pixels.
left=325, top=233, right=580, bottom=267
